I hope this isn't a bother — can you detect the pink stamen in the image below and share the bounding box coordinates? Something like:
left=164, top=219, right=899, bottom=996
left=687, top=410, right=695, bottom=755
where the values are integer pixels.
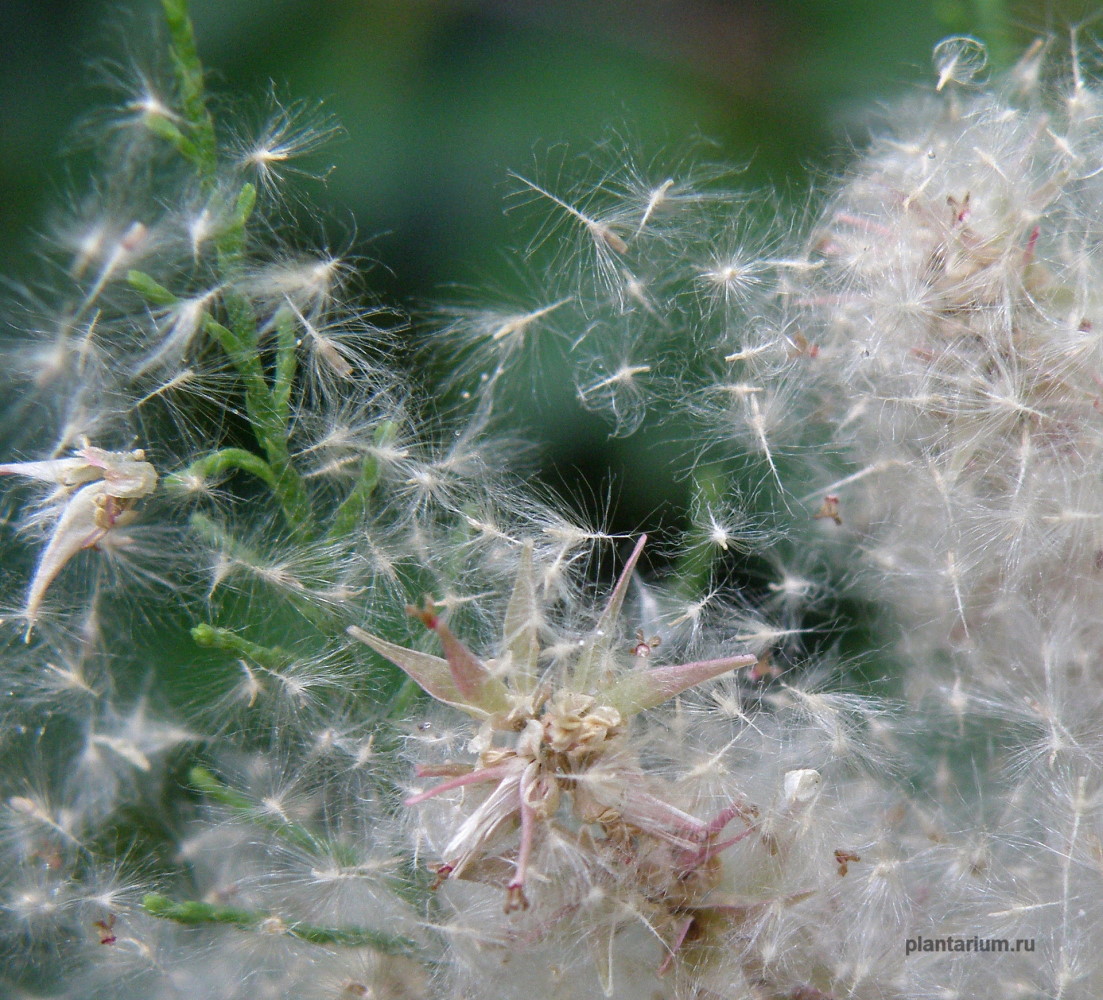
left=614, top=789, right=710, bottom=848
left=673, top=801, right=758, bottom=869
left=405, top=761, right=513, bottom=806
left=506, top=765, right=538, bottom=914
left=415, top=763, right=473, bottom=779
left=677, top=824, right=757, bottom=870
left=702, top=800, right=756, bottom=837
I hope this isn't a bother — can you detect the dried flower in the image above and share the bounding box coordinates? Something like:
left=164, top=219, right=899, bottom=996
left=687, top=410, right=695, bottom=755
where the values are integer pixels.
left=350, top=536, right=756, bottom=917
left=0, top=443, right=158, bottom=626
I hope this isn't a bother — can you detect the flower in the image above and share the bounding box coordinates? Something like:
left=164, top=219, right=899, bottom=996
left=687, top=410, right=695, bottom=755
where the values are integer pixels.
left=0, top=443, right=158, bottom=627
left=349, top=535, right=757, bottom=915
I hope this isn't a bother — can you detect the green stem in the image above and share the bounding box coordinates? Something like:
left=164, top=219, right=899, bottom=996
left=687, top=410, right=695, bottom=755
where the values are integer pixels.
left=171, top=448, right=278, bottom=491
left=190, top=624, right=291, bottom=670
left=160, top=0, right=312, bottom=538
left=273, top=307, right=298, bottom=429
left=187, top=766, right=358, bottom=868
left=189, top=513, right=328, bottom=626
left=127, top=270, right=178, bottom=307
left=187, top=765, right=254, bottom=812
left=144, top=113, right=200, bottom=161
left=329, top=421, right=397, bottom=539
left=203, top=318, right=266, bottom=394
left=200, top=318, right=312, bottom=533
left=160, top=0, right=218, bottom=182
left=142, top=893, right=418, bottom=954
left=257, top=311, right=314, bottom=533
left=189, top=510, right=259, bottom=564
left=264, top=446, right=313, bottom=537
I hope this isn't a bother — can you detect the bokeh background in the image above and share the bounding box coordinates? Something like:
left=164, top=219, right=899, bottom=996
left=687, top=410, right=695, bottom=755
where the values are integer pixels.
left=1, top=0, right=1097, bottom=536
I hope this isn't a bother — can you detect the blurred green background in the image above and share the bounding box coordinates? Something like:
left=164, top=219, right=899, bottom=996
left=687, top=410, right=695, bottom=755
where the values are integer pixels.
left=0, top=0, right=1096, bottom=536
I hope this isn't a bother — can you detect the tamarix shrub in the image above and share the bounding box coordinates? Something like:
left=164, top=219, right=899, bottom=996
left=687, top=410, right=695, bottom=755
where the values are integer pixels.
left=1, top=5, right=1102, bottom=999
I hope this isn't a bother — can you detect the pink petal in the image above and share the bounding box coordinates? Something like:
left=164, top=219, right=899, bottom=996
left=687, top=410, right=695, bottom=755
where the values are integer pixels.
left=405, top=762, right=514, bottom=805
left=506, top=763, right=539, bottom=913
left=579, top=778, right=707, bottom=848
